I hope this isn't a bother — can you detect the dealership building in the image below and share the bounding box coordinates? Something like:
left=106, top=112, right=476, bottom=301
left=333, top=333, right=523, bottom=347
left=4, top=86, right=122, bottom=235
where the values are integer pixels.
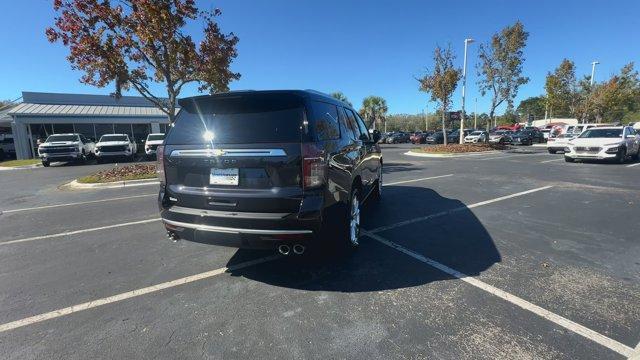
left=4, top=91, right=173, bottom=159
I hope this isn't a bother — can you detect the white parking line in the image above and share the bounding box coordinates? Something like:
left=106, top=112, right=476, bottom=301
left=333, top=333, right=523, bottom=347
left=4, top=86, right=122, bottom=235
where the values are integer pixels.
left=0, top=194, right=157, bottom=214
left=631, top=342, right=640, bottom=360
left=362, top=231, right=635, bottom=358
left=627, top=162, right=640, bottom=168
left=368, top=186, right=553, bottom=234
left=0, top=218, right=161, bottom=246
left=384, top=174, right=454, bottom=186
left=0, top=255, right=280, bottom=333
left=540, top=158, right=564, bottom=163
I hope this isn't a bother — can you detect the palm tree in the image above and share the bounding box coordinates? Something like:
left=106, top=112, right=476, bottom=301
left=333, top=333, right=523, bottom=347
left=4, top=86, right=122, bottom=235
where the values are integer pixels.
left=361, top=96, right=388, bottom=131
left=330, top=91, right=352, bottom=107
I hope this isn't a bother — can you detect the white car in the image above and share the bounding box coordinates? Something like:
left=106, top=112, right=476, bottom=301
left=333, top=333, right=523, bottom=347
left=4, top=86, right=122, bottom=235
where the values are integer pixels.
left=143, top=133, right=165, bottom=158
left=464, top=131, right=487, bottom=143
left=37, top=133, right=95, bottom=167
left=564, top=126, right=640, bottom=163
left=95, top=134, right=137, bottom=163
left=546, top=133, right=575, bottom=154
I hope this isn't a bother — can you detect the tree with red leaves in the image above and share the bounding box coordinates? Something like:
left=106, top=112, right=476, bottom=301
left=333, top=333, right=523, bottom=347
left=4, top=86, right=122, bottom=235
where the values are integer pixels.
left=46, top=0, right=240, bottom=122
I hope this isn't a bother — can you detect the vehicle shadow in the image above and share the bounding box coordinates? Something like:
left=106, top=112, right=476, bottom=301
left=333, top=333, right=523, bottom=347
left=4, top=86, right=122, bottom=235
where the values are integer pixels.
left=382, top=162, right=423, bottom=174
left=225, top=186, right=501, bottom=292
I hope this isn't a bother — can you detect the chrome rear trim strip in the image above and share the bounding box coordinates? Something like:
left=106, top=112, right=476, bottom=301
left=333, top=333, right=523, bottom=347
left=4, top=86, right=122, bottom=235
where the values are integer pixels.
left=169, top=206, right=290, bottom=219
left=170, top=149, right=287, bottom=158
left=162, top=219, right=312, bottom=235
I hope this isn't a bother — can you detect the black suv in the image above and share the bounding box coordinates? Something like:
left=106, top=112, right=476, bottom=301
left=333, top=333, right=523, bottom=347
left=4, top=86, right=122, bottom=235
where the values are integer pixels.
left=157, top=90, right=383, bottom=254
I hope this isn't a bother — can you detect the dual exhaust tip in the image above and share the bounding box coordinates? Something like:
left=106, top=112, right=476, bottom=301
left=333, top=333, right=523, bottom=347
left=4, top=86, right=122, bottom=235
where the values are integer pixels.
left=278, top=244, right=305, bottom=256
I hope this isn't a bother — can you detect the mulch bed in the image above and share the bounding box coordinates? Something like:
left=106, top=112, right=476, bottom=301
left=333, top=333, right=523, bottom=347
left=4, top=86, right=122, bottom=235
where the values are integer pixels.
left=78, top=163, right=157, bottom=183
left=416, top=143, right=507, bottom=154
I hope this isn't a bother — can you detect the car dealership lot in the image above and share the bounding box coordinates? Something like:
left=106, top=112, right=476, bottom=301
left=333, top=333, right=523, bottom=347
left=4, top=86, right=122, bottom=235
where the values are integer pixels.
left=0, top=144, right=639, bottom=359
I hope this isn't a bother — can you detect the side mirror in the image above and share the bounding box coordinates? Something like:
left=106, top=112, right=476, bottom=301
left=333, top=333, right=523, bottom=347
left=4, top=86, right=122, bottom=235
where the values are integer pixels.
left=372, top=130, right=381, bottom=143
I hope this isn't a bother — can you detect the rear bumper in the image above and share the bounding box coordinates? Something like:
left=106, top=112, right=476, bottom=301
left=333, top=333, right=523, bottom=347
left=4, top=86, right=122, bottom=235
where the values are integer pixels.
left=159, top=195, right=324, bottom=249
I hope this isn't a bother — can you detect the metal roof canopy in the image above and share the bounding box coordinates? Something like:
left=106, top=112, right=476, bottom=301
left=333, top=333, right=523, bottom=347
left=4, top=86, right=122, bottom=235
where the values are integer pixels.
left=8, top=91, right=176, bottom=119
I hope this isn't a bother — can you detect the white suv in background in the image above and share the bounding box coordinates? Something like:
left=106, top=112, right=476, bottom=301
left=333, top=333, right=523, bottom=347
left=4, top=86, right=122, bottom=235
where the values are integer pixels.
left=564, top=126, right=640, bottom=163
left=37, top=133, right=95, bottom=167
left=143, top=133, right=165, bottom=159
left=95, top=134, right=137, bottom=163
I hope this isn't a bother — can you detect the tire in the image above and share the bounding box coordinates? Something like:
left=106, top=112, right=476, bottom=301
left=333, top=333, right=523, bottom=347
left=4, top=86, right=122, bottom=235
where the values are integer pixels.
left=548, top=149, right=556, bottom=154
left=344, top=188, right=361, bottom=249
left=564, top=156, right=574, bottom=163
left=42, top=160, right=50, bottom=167
left=78, top=152, right=87, bottom=164
left=615, top=148, right=627, bottom=164
left=96, top=157, right=103, bottom=164
left=631, top=148, right=639, bottom=161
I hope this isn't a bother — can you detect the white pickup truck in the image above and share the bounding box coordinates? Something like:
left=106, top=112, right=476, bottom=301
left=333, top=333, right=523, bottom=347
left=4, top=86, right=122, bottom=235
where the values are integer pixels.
left=37, top=133, right=95, bottom=167
left=143, top=133, right=165, bottom=159
left=564, top=126, right=640, bottom=163
left=95, top=134, right=137, bottom=163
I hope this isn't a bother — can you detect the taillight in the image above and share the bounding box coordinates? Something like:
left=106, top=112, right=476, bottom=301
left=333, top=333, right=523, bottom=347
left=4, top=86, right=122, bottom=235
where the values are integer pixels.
left=156, top=145, right=166, bottom=184
left=302, top=143, right=326, bottom=189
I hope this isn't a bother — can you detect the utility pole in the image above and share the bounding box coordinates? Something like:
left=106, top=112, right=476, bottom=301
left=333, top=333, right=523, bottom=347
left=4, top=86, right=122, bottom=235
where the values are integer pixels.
left=590, top=61, right=600, bottom=86
left=474, top=98, right=477, bottom=129
left=459, top=38, right=474, bottom=144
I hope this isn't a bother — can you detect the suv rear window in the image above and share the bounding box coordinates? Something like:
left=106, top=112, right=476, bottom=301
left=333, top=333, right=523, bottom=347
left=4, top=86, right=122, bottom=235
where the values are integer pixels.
left=167, top=98, right=304, bottom=145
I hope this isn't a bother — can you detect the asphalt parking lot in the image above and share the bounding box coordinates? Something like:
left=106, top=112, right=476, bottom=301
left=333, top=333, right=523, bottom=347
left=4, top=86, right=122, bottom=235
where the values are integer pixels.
left=0, top=144, right=639, bottom=359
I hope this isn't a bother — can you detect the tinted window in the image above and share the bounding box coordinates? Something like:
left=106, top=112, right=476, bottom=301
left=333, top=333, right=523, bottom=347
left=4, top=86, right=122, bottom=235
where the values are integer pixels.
left=147, top=134, right=165, bottom=141
left=100, top=135, right=129, bottom=142
left=46, top=135, right=78, bottom=142
left=342, top=108, right=361, bottom=140
left=167, top=107, right=303, bottom=145
left=310, top=101, right=340, bottom=141
left=579, top=129, right=623, bottom=138
left=353, top=112, right=370, bottom=141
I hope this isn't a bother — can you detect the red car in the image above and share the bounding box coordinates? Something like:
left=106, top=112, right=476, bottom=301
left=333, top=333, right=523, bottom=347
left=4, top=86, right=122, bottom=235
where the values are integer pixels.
left=410, top=132, right=427, bottom=144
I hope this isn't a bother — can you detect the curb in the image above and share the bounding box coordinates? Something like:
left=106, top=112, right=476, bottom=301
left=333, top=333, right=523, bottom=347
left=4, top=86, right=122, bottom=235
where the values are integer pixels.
left=0, top=164, right=42, bottom=171
left=64, top=178, right=160, bottom=190
left=404, top=150, right=502, bottom=158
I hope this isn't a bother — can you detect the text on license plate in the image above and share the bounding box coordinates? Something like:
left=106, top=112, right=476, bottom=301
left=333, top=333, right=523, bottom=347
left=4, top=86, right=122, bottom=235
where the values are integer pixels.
left=210, top=168, right=239, bottom=186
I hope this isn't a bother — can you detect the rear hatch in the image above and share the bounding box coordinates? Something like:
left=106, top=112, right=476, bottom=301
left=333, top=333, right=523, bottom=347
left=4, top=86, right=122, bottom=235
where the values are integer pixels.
left=163, top=93, right=307, bottom=214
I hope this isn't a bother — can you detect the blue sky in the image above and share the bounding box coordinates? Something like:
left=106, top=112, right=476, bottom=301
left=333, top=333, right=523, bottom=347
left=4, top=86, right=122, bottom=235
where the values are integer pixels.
left=1, top=0, right=638, bottom=114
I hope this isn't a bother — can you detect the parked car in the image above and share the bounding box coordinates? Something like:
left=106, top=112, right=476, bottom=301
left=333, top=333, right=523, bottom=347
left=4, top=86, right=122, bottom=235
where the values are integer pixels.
left=464, top=131, right=488, bottom=143
left=489, top=130, right=513, bottom=144
left=510, top=130, right=534, bottom=145
left=158, top=90, right=383, bottom=253
left=410, top=131, right=426, bottom=144
left=37, top=133, right=95, bottom=167
left=426, top=131, right=448, bottom=144
left=143, top=133, right=165, bottom=159
left=564, top=126, right=640, bottom=163
left=386, top=132, right=410, bottom=144
left=95, top=133, right=137, bottom=163
left=546, top=133, right=575, bottom=153
left=0, top=134, right=15, bottom=158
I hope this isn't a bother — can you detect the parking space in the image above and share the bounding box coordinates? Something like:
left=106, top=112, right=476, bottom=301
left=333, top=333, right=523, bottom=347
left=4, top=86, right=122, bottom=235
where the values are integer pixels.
left=0, top=143, right=638, bottom=359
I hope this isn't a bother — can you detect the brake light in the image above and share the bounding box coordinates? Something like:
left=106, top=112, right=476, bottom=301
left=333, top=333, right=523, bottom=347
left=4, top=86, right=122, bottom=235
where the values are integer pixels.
left=156, top=145, right=166, bottom=184
left=302, top=143, right=326, bottom=189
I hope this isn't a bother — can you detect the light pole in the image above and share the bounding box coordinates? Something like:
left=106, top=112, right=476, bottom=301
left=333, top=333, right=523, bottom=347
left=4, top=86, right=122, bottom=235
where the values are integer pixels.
left=474, top=98, right=478, bottom=129
left=590, top=61, right=600, bottom=86
left=459, top=38, right=474, bottom=144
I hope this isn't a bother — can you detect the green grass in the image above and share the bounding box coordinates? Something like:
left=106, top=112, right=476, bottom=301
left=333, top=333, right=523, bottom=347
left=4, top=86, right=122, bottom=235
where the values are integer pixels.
left=0, top=159, right=42, bottom=167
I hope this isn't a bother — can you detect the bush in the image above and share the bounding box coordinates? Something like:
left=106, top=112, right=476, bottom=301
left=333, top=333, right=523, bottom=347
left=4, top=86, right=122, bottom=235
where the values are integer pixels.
left=78, top=164, right=157, bottom=183
left=415, top=143, right=507, bottom=154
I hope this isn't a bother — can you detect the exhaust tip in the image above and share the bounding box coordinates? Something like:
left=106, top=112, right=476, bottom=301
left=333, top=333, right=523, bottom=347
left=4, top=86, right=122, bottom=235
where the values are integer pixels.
left=277, top=244, right=291, bottom=256
left=292, top=244, right=305, bottom=255
left=166, top=231, right=179, bottom=242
